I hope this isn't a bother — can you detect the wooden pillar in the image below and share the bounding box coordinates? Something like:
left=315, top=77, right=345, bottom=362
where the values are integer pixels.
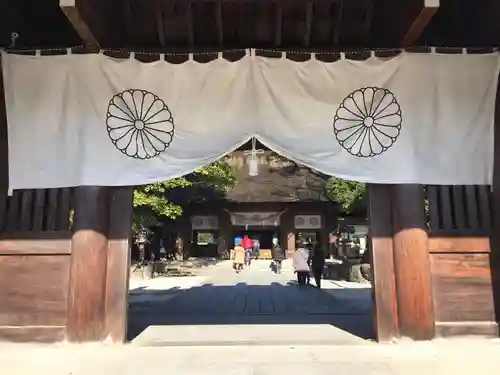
left=367, top=184, right=398, bottom=342
left=219, top=209, right=232, bottom=252
left=490, top=72, right=500, bottom=323
left=67, top=186, right=109, bottom=342
left=281, top=209, right=295, bottom=256
left=392, top=184, right=435, bottom=340
left=0, top=55, right=8, bottom=218
left=104, top=187, right=133, bottom=342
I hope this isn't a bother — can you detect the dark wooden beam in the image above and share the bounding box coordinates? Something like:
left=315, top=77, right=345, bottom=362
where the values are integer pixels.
left=303, top=2, right=314, bottom=47
left=59, top=0, right=100, bottom=48
left=274, top=3, right=283, bottom=47
left=402, top=0, right=440, bottom=47
left=186, top=2, right=195, bottom=48
left=362, top=0, right=374, bottom=43
left=332, top=0, right=344, bottom=46
left=155, top=0, right=166, bottom=47
left=215, top=2, right=223, bottom=47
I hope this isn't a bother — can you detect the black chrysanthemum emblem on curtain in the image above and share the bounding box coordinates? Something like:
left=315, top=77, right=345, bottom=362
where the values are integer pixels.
left=333, top=87, right=402, bottom=157
left=106, top=89, right=174, bottom=159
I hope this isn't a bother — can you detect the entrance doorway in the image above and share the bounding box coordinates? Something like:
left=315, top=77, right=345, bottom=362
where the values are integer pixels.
left=127, top=145, right=374, bottom=345
left=233, top=227, right=278, bottom=256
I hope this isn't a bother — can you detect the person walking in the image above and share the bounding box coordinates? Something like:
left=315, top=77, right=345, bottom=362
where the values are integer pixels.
left=293, top=240, right=310, bottom=285
left=271, top=237, right=285, bottom=274
left=309, top=245, right=326, bottom=289
left=241, top=235, right=253, bottom=267
left=252, top=237, right=260, bottom=260
left=233, top=241, right=245, bottom=273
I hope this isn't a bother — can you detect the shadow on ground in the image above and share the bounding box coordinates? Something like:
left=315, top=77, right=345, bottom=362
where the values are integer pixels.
left=127, top=282, right=374, bottom=342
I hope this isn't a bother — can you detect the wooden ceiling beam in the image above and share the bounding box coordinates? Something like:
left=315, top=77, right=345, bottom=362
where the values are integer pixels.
left=402, top=0, right=440, bottom=47
left=362, top=0, right=374, bottom=43
left=215, top=2, right=223, bottom=47
left=155, top=0, right=166, bottom=47
left=332, top=0, right=344, bottom=46
left=59, top=0, right=100, bottom=48
left=186, top=2, right=195, bottom=48
left=303, top=2, right=314, bottom=47
left=274, top=3, right=283, bottom=47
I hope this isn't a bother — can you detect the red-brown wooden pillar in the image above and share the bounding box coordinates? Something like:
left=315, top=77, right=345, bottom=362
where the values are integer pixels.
left=104, top=187, right=133, bottom=342
left=391, top=184, right=435, bottom=340
left=368, top=184, right=398, bottom=342
left=67, top=186, right=110, bottom=342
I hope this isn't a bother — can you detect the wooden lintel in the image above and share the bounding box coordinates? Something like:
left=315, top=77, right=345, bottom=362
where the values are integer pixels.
left=60, top=0, right=100, bottom=48
left=401, top=0, right=440, bottom=47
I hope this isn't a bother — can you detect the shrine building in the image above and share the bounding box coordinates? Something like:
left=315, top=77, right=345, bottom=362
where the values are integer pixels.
left=182, top=147, right=368, bottom=259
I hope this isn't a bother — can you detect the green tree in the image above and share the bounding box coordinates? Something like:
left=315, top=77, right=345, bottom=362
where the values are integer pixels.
left=132, top=160, right=236, bottom=234
left=325, top=177, right=367, bottom=214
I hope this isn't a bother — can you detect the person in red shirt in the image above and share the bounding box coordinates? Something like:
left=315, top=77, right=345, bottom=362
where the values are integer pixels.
left=241, top=235, right=253, bottom=266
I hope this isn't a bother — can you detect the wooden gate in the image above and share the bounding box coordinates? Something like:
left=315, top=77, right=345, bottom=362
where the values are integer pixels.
left=0, top=187, right=133, bottom=342
left=369, top=184, right=498, bottom=342
left=427, top=185, right=497, bottom=337
left=0, top=188, right=73, bottom=341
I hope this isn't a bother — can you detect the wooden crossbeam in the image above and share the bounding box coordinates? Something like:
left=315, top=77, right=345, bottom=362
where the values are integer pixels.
left=186, top=2, right=195, bottom=48
left=274, top=3, right=283, bottom=46
left=156, top=0, right=166, bottom=47
left=332, top=0, right=344, bottom=46
left=215, top=2, right=223, bottom=46
left=402, top=0, right=440, bottom=47
left=60, top=0, right=100, bottom=48
left=303, top=2, right=314, bottom=47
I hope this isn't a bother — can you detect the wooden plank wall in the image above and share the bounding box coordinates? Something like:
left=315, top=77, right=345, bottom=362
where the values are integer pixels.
left=0, top=189, right=73, bottom=342
left=426, top=185, right=498, bottom=337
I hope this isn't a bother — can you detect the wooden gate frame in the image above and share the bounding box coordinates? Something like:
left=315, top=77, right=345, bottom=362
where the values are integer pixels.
left=0, top=57, right=500, bottom=343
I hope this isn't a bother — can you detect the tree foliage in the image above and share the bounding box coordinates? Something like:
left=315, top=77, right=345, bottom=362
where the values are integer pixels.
left=132, top=160, right=236, bottom=233
left=325, top=177, right=367, bottom=214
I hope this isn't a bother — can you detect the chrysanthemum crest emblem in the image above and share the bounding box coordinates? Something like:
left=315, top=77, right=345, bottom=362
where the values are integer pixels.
left=106, top=89, right=174, bottom=159
left=333, top=87, right=402, bottom=157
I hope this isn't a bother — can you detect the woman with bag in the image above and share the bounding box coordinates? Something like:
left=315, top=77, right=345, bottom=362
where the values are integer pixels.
left=293, top=240, right=310, bottom=285
left=233, top=241, right=245, bottom=273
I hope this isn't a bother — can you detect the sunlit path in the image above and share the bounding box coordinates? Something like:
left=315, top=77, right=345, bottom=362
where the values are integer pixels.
left=128, top=260, right=373, bottom=346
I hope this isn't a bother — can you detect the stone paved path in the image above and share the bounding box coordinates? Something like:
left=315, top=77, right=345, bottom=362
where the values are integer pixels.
left=128, top=260, right=374, bottom=345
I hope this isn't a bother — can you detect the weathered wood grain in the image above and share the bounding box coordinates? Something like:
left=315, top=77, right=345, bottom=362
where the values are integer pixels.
left=0, top=255, right=70, bottom=326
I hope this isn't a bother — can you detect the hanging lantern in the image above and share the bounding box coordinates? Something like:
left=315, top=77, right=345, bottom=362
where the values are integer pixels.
left=248, top=155, right=259, bottom=176
left=243, top=137, right=264, bottom=177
